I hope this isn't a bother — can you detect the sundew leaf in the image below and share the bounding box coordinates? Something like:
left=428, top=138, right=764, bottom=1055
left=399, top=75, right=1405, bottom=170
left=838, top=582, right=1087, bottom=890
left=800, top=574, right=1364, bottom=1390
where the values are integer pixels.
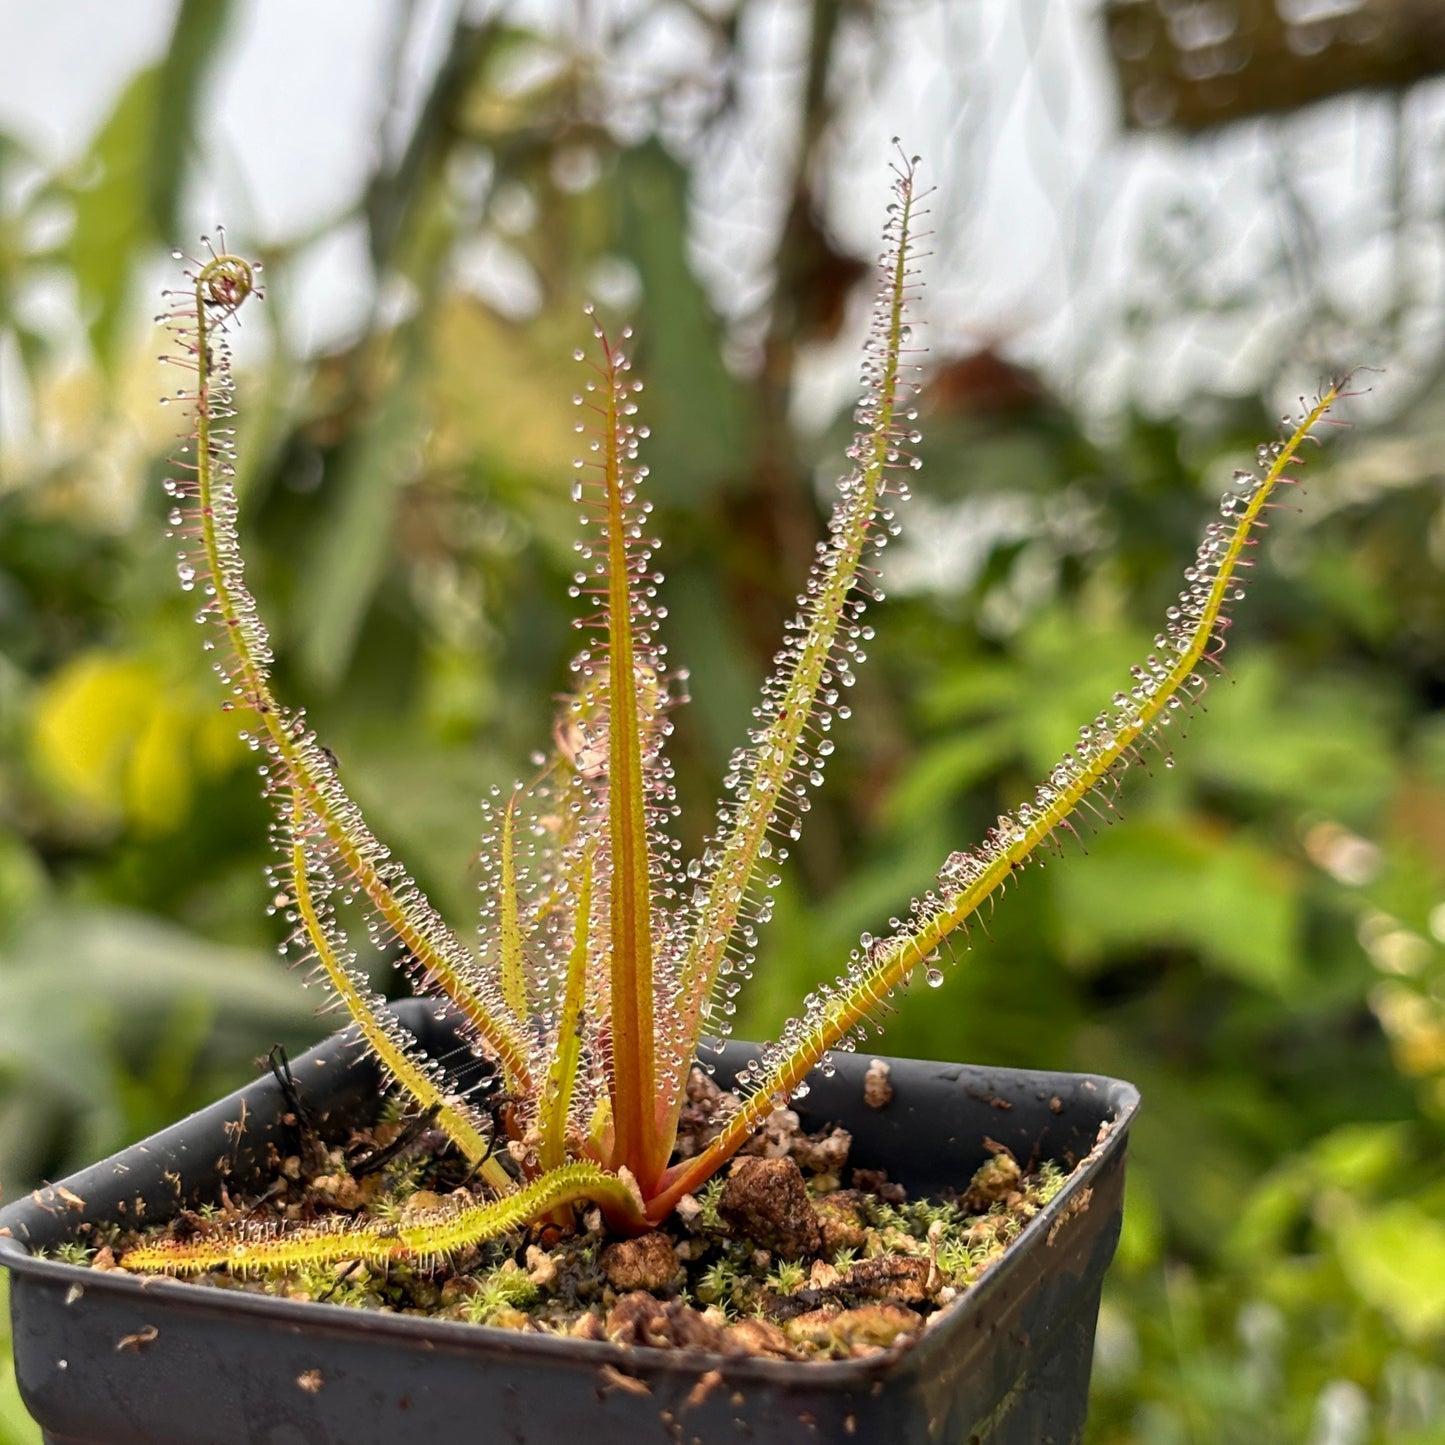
left=665, top=154, right=930, bottom=1087
left=121, top=151, right=1362, bottom=1275
left=284, top=790, right=509, bottom=1187
left=657, top=379, right=1353, bottom=1212
left=564, top=316, right=677, bottom=1187
left=123, top=1162, right=646, bottom=1275
left=156, top=242, right=534, bottom=1109
left=538, top=846, right=594, bottom=1173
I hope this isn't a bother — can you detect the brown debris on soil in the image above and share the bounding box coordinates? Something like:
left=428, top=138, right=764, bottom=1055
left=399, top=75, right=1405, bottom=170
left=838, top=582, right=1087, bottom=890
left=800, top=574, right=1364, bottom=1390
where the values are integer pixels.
left=850, top=1167, right=906, bottom=1205
left=725, top=1318, right=799, bottom=1361
left=606, top=1293, right=725, bottom=1351
left=839, top=1255, right=933, bottom=1305
left=601, top=1232, right=682, bottom=1293
left=719, top=1157, right=822, bottom=1259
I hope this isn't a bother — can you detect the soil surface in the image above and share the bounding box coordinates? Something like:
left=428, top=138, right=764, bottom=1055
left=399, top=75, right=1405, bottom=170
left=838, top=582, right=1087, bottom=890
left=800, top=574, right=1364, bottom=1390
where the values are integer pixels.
left=82, top=1067, right=1079, bottom=1363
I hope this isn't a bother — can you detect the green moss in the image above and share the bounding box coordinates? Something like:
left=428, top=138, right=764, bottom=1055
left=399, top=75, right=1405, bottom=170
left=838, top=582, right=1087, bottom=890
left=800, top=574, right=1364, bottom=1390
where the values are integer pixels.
left=462, top=1262, right=539, bottom=1325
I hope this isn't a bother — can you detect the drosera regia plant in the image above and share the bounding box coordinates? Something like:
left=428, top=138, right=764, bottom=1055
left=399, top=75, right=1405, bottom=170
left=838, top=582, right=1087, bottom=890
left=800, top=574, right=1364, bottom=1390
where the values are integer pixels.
left=122, top=154, right=1350, bottom=1277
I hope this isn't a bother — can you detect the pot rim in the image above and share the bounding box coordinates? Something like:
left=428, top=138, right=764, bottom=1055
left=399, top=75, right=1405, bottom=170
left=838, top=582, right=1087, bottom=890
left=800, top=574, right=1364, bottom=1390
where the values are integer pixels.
left=0, top=1025, right=1139, bottom=1387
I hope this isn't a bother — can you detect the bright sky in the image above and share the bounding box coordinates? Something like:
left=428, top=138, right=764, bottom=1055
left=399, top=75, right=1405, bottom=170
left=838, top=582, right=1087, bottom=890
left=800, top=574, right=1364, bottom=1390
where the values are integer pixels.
left=1, top=0, right=1441, bottom=420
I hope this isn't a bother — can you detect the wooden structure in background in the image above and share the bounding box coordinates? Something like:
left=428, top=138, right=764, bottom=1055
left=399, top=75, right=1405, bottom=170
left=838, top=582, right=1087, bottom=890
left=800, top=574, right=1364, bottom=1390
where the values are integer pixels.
left=1105, top=0, right=1445, bottom=130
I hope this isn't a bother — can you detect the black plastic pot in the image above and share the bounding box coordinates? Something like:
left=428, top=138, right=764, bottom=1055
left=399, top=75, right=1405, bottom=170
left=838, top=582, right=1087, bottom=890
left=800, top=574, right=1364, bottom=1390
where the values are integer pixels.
left=1, top=1001, right=1138, bottom=1445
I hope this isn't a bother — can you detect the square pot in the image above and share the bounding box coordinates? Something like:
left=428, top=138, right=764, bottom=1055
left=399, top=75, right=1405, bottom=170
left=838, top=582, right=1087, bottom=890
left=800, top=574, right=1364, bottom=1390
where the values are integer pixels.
left=0, top=1000, right=1138, bottom=1445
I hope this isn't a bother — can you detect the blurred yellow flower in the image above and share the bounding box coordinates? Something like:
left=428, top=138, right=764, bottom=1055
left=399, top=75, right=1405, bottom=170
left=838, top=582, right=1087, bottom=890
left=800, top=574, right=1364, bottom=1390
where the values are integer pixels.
left=31, top=651, right=243, bottom=834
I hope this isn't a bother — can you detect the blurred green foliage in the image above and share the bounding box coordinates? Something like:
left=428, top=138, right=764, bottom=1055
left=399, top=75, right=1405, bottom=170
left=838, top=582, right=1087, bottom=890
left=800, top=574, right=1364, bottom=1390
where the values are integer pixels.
left=0, top=1277, right=27, bottom=1445
left=2, top=6, right=1444, bottom=1443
